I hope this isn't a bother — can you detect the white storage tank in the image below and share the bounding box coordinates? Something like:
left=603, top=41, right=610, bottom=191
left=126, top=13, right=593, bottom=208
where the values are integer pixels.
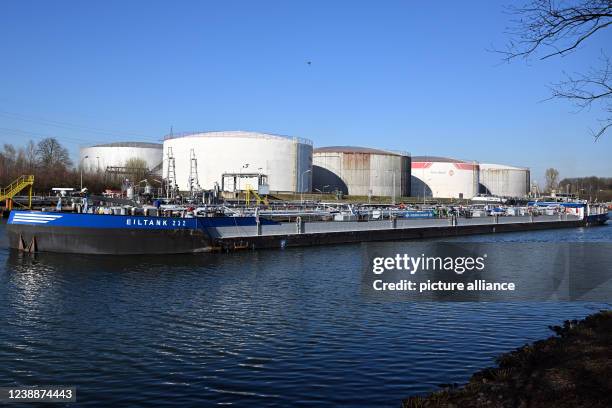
left=80, top=142, right=163, bottom=174
left=312, top=146, right=411, bottom=197
left=163, top=131, right=313, bottom=192
left=411, top=156, right=479, bottom=199
left=479, top=163, right=530, bottom=198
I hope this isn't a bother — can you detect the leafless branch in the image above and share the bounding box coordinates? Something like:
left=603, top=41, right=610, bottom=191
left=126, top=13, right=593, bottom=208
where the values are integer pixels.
left=590, top=120, right=611, bottom=139
left=499, top=0, right=612, bottom=61
left=496, top=1, right=612, bottom=139
left=549, top=53, right=612, bottom=139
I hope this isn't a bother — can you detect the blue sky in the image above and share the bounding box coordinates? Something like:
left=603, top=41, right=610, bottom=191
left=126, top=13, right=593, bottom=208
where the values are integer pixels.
left=0, top=0, right=610, bottom=186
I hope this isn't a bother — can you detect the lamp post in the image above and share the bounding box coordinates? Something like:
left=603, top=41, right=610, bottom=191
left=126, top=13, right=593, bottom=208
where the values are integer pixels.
left=80, top=155, right=89, bottom=191
left=301, top=169, right=311, bottom=204
left=385, top=169, right=396, bottom=205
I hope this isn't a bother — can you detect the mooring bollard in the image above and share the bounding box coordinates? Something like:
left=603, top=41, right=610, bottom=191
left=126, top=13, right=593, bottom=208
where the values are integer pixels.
left=296, top=216, right=304, bottom=234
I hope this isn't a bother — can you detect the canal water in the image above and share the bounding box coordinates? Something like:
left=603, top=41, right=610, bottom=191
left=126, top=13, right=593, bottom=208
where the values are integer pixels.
left=0, top=220, right=610, bottom=407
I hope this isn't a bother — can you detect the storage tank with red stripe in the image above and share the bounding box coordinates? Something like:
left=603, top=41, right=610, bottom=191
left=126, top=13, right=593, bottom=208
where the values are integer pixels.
left=411, top=156, right=479, bottom=199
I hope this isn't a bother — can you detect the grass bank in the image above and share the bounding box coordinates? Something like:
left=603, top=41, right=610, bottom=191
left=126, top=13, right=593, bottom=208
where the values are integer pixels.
left=403, top=310, right=612, bottom=408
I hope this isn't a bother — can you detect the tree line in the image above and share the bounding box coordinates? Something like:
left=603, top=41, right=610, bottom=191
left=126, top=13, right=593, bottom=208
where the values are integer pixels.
left=545, top=167, right=611, bottom=201
left=559, top=176, right=612, bottom=201
left=0, top=138, right=121, bottom=194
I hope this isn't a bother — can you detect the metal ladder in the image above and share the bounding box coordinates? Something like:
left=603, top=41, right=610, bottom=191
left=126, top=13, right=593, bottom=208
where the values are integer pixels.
left=188, top=148, right=201, bottom=195
left=165, top=147, right=177, bottom=199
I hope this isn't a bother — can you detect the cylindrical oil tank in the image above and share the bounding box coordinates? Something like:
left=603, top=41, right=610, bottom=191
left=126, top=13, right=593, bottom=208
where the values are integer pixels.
left=163, top=131, right=313, bottom=192
left=312, top=146, right=411, bottom=197
left=411, top=156, right=479, bottom=199
left=80, top=142, right=163, bottom=174
left=479, top=163, right=530, bottom=197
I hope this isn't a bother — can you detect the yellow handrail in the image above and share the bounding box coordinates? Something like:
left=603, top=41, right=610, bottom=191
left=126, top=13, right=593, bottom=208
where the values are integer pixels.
left=0, top=175, right=35, bottom=209
left=245, top=184, right=269, bottom=206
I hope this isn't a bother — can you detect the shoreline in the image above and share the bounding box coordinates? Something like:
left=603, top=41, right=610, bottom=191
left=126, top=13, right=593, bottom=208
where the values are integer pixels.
left=402, top=310, right=612, bottom=408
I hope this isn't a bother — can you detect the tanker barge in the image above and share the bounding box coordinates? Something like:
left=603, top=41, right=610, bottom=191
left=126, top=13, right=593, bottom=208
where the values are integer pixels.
left=6, top=205, right=609, bottom=255
left=7, top=211, right=278, bottom=254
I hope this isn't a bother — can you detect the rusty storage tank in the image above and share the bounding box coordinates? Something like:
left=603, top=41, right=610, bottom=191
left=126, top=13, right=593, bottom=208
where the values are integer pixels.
left=312, top=146, right=411, bottom=198
left=479, top=163, right=530, bottom=197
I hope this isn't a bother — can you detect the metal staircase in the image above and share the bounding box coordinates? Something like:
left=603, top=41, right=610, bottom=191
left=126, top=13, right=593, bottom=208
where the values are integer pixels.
left=165, top=147, right=177, bottom=199
left=188, top=148, right=201, bottom=195
left=0, top=175, right=35, bottom=209
left=245, top=184, right=269, bottom=206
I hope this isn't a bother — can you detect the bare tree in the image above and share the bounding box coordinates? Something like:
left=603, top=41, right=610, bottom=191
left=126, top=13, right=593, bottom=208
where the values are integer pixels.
left=545, top=167, right=560, bottom=191
left=0, top=144, right=16, bottom=181
left=35, top=138, right=72, bottom=170
left=124, top=157, right=149, bottom=183
left=499, top=0, right=612, bottom=139
left=15, top=146, right=26, bottom=175
left=24, top=140, right=37, bottom=171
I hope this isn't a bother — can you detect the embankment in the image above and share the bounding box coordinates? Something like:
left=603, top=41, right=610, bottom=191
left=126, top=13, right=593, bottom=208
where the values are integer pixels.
left=402, top=310, right=612, bottom=408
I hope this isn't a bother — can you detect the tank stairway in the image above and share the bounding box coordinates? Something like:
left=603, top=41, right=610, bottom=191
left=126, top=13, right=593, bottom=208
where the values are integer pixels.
left=0, top=175, right=35, bottom=210
left=245, top=184, right=269, bottom=206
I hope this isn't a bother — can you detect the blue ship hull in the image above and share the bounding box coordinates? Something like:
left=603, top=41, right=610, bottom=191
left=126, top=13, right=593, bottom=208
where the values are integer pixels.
left=6, top=211, right=273, bottom=255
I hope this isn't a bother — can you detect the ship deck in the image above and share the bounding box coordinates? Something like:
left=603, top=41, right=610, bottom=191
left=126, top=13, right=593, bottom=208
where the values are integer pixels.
left=208, top=214, right=581, bottom=239
left=210, top=214, right=591, bottom=251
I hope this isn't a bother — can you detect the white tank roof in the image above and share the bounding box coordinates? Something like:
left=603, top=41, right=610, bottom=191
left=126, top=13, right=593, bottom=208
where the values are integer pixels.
left=411, top=156, right=471, bottom=163
left=89, top=142, right=162, bottom=148
left=164, top=130, right=312, bottom=145
left=480, top=163, right=529, bottom=171
left=315, top=146, right=409, bottom=157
